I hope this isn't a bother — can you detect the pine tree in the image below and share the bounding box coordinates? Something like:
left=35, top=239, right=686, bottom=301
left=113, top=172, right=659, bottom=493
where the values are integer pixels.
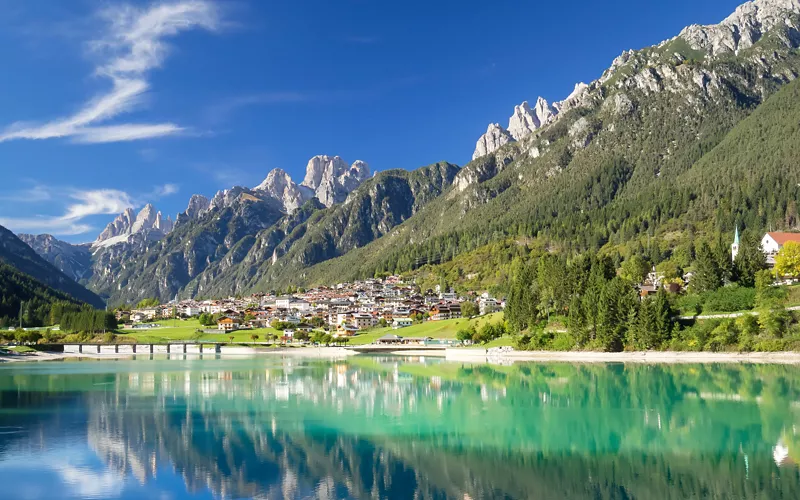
left=734, top=231, right=767, bottom=287
left=692, top=242, right=722, bottom=293
left=714, top=233, right=734, bottom=284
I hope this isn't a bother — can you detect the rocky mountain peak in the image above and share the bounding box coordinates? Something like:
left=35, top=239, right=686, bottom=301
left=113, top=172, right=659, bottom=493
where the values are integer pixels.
left=680, top=0, right=800, bottom=56
left=186, top=195, right=210, bottom=219
left=253, top=168, right=314, bottom=213
left=473, top=123, right=515, bottom=160
left=93, top=204, right=174, bottom=248
left=508, top=98, right=558, bottom=141
left=300, top=155, right=371, bottom=207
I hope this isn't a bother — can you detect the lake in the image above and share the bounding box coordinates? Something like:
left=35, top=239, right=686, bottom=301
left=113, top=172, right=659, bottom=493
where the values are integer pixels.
left=0, top=356, right=799, bottom=499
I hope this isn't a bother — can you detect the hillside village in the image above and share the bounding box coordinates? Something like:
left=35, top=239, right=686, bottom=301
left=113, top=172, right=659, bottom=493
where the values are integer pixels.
left=123, top=276, right=503, bottom=339
left=121, top=230, right=800, bottom=340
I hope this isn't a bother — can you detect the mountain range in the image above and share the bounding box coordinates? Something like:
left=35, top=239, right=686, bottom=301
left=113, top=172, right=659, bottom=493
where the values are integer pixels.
left=8, top=0, right=800, bottom=305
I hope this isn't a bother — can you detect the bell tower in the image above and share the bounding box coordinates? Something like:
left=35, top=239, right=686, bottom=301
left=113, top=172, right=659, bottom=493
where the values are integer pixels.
left=731, top=226, right=740, bottom=262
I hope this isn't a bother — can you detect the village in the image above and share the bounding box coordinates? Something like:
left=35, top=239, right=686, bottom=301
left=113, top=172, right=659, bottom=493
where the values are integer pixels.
left=122, top=276, right=504, bottom=342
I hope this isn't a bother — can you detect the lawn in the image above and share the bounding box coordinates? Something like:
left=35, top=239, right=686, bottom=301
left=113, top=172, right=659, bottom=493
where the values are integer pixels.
left=7, top=345, right=37, bottom=354
left=117, top=319, right=283, bottom=344
left=347, top=313, right=505, bottom=345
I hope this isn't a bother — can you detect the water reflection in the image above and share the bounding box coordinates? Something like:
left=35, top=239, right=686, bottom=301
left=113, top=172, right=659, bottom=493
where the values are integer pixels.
left=1, top=357, right=800, bottom=499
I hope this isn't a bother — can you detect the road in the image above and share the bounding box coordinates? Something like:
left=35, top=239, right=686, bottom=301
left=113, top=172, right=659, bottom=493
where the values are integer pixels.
left=680, top=305, right=800, bottom=320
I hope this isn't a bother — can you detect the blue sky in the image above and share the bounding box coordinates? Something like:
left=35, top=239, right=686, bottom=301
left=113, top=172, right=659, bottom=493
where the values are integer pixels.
left=0, top=0, right=744, bottom=242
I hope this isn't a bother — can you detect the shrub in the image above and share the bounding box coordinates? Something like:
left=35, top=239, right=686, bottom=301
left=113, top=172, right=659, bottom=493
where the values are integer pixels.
left=675, top=294, right=703, bottom=316
left=681, top=320, right=721, bottom=351
left=701, top=285, right=756, bottom=313
left=704, top=319, right=739, bottom=352
left=758, top=306, right=791, bottom=338
left=735, top=315, right=759, bottom=352
left=550, top=332, right=576, bottom=351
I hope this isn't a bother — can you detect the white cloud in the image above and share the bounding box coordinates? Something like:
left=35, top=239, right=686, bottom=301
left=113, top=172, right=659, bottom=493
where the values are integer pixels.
left=0, top=1, right=221, bottom=144
left=62, top=189, right=135, bottom=220
left=0, top=216, right=94, bottom=236
left=0, top=184, right=178, bottom=236
left=152, top=183, right=179, bottom=196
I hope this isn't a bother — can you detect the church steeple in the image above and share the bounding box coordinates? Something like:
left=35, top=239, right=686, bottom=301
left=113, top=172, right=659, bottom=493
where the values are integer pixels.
left=731, top=226, right=740, bottom=262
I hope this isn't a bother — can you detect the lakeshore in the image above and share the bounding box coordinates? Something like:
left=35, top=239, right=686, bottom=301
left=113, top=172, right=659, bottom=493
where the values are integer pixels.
left=5, top=345, right=800, bottom=364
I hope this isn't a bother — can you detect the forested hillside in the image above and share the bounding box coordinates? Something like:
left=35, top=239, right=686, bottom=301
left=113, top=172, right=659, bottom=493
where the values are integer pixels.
left=0, top=225, right=104, bottom=308
left=292, top=33, right=800, bottom=290
left=0, top=263, right=84, bottom=328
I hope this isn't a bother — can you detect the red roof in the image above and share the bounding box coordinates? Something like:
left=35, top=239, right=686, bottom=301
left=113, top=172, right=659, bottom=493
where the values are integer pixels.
left=767, top=232, right=800, bottom=245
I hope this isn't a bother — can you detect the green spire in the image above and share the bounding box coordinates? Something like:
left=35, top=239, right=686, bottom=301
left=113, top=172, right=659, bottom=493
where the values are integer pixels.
left=734, top=226, right=740, bottom=246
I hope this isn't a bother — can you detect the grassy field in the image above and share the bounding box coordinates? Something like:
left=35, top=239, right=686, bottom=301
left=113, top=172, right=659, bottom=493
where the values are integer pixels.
left=347, top=313, right=505, bottom=345
left=116, top=319, right=283, bottom=344
left=6, top=345, right=37, bottom=354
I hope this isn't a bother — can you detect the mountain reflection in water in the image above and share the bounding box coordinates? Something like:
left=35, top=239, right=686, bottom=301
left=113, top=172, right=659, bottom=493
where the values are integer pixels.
left=0, top=356, right=799, bottom=499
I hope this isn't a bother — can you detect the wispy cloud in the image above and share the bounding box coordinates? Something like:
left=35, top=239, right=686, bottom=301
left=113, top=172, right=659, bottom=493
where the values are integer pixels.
left=0, top=184, right=53, bottom=203
left=151, top=183, right=179, bottom=197
left=203, top=91, right=311, bottom=123
left=0, top=183, right=179, bottom=236
left=0, top=1, right=222, bottom=144
left=205, top=76, right=425, bottom=123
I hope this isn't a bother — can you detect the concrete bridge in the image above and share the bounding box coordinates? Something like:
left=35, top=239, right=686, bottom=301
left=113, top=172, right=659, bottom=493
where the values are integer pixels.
left=63, top=343, right=222, bottom=355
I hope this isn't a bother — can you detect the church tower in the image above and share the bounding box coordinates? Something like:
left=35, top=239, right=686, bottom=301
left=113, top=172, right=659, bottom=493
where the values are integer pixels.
left=731, top=226, right=740, bottom=262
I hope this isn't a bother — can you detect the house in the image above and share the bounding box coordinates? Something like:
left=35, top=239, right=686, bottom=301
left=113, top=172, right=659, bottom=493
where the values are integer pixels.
left=392, top=317, right=413, bottom=329
left=130, top=312, right=147, bottom=323
left=131, top=308, right=159, bottom=320
left=217, top=316, right=240, bottom=332
left=478, top=296, right=500, bottom=315
left=430, top=302, right=462, bottom=321
left=336, top=324, right=360, bottom=337
left=760, top=232, right=800, bottom=265
left=352, top=313, right=376, bottom=330
left=639, top=283, right=658, bottom=298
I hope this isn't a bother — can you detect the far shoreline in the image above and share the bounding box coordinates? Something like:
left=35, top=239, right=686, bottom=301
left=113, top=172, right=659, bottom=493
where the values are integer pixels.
left=3, top=347, right=800, bottom=365
left=446, top=349, right=800, bottom=364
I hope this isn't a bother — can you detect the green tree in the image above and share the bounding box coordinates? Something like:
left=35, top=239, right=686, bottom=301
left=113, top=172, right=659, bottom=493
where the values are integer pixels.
left=461, top=301, right=479, bottom=318
left=715, top=233, right=734, bottom=284
left=691, top=242, right=722, bottom=293
left=734, top=231, right=767, bottom=287
left=136, top=298, right=160, bottom=308
left=596, top=278, right=637, bottom=352
left=457, top=325, right=477, bottom=343
left=619, top=255, right=650, bottom=284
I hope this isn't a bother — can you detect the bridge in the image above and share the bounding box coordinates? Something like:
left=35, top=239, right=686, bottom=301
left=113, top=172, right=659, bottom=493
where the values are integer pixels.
left=63, top=343, right=222, bottom=355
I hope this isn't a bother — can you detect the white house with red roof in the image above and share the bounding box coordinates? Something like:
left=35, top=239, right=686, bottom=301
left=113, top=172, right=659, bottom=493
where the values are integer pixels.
left=761, top=232, right=800, bottom=265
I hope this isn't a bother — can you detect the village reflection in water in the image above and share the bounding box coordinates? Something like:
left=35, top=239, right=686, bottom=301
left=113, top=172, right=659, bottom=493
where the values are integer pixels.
left=1, top=357, right=800, bottom=499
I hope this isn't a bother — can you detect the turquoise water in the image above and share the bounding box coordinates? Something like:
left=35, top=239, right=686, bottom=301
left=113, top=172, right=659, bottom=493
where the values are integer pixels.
left=0, top=356, right=799, bottom=499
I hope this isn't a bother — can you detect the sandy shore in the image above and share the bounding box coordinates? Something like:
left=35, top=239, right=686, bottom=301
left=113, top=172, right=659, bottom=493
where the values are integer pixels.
left=445, top=349, right=800, bottom=364
left=0, top=351, right=107, bottom=363
left=257, top=347, right=356, bottom=358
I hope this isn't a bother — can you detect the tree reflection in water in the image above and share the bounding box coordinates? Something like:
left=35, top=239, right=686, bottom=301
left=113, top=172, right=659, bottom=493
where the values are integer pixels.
left=0, top=357, right=799, bottom=499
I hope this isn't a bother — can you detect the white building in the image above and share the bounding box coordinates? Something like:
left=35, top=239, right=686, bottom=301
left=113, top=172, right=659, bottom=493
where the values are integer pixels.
left=352, top=313, right=376, bottom=330
left=392, top=317, right=413, bottom=329
left=182, top=306, right=202, bottom=317
left=761, top=232, right=800, bottom=265
left=478, top=296, right=500, bottom=315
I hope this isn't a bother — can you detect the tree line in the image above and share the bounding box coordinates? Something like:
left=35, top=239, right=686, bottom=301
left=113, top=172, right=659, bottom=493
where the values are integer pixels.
left=502, top=228, right=799, bottom=352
